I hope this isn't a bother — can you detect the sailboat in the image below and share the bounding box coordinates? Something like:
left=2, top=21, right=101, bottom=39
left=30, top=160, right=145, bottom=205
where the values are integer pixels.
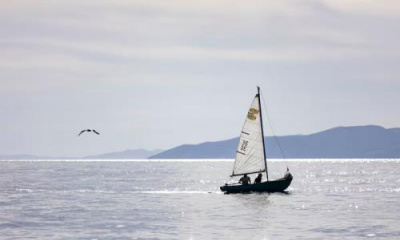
left=220, top=87, right=293, bottom=194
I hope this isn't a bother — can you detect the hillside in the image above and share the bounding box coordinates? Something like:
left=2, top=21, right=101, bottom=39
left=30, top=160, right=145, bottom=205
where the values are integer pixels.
left=149, top=126, right=400, bottom=159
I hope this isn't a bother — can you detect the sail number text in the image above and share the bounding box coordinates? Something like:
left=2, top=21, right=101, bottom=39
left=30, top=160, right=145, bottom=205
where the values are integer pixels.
left=240, top=140, right=248, bottom=152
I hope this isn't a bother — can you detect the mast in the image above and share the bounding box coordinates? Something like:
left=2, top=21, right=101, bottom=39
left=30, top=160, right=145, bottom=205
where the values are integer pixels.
left=257, top=86, right=269, bottom=181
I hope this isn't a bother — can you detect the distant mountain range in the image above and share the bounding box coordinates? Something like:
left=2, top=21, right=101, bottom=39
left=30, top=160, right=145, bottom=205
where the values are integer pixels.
left=149, top=125, right=400, bottom=159
left=0, top=149, right=162, bottom=160
left=0, top=154, right=55, bottom=160
left=84, top=149, right=162, bottom=159
left=2, top=126, right=400, bottom=160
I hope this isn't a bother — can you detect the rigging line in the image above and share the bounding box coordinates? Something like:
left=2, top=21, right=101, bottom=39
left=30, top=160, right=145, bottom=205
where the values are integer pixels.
left=259, top=88, right=287, bottom=160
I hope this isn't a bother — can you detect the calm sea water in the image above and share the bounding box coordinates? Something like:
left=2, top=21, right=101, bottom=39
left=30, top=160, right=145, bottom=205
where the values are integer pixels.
left=0, top=159, right=399, bottom=240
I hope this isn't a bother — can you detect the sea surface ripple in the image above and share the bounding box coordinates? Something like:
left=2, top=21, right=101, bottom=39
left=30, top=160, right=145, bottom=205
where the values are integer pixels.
left=0, top=159, right=399, bottom=240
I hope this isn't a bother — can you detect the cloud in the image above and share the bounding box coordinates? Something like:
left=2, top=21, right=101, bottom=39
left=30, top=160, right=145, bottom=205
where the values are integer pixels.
left=323, top=0, right=400, bottom=16
left=0, top=0, right=400, bottom=155
left=2, top=0, right=396, bottom=63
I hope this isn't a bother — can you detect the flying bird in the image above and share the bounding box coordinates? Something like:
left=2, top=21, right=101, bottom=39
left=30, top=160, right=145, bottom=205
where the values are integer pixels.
left=78, top=129, right=100, bottom=136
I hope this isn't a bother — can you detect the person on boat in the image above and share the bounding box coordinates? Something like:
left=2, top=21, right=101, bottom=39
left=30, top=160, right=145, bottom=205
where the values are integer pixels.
left=254, top=173, right=262, bottom=184
left=239, top=174, right=251, bottom=185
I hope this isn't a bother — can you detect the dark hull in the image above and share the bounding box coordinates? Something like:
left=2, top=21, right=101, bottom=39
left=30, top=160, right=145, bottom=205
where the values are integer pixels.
left=220, top=174, right=293, bottom=194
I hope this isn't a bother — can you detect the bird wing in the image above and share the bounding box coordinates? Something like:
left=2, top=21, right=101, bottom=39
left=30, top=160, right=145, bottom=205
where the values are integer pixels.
left=78, top=130, right=86, bottom=136
left=93, top=130, right=100, bottom=135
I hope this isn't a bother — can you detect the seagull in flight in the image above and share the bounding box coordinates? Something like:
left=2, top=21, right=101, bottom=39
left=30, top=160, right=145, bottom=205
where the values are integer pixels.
left=78, top=129, right=100, bottom=136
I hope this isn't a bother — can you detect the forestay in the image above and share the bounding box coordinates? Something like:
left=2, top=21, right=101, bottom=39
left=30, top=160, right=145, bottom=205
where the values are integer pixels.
left=231, top=94, right=266, bottom=176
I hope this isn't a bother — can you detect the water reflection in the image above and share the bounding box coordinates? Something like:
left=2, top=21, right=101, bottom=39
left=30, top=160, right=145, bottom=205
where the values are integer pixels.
left=0, top=160, right=399, bottom=239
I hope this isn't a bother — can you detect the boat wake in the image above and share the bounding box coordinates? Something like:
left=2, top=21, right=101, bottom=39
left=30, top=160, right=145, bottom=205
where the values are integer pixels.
left=140, top=190, right=223, bottom=194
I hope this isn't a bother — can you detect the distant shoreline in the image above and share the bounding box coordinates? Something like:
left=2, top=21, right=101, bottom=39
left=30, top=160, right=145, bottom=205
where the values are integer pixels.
left=1, top=158, right=400, bottom=162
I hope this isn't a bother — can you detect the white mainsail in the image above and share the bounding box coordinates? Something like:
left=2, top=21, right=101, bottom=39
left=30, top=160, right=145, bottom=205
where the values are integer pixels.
left=231, top=94, right=266, bottom=176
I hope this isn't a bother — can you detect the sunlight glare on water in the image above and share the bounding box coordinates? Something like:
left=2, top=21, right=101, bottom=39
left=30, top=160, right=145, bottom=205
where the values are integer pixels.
left=0, top=159, right=399, bottom=239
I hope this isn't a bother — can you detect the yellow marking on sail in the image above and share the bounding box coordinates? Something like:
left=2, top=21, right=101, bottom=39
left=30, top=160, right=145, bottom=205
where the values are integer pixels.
left=247, top=108, right=259, bottom=120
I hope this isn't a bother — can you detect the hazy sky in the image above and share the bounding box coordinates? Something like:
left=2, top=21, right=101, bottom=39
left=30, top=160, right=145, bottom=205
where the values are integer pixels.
left=1, top=0, right=400, bottom=156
